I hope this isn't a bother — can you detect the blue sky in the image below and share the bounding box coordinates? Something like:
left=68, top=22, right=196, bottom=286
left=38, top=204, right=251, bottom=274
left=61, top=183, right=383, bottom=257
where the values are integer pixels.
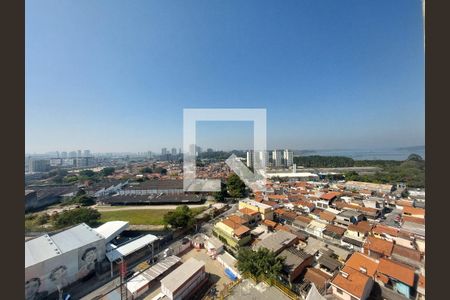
left=26, top=0, right=424, bottom=153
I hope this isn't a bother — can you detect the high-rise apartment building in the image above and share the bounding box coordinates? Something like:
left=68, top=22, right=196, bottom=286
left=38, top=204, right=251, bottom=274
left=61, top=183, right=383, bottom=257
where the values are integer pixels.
left=161, top=148, right=168, bottom=156
left=272, top=150, right=282, bottom=167
left=30, top=159, right=50, bottom=172
left=283, top=149, right=294, bottom=167
left=246, top=150, right=254, bottom=168
left=171, top=148, right=177, bottom=155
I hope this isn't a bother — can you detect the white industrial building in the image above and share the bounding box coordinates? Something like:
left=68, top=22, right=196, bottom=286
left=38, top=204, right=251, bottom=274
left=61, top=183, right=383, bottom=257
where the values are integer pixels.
left=24, top=221, right=161, bottom=300
left=160, top=257, right=207, bottom=300
left=25, top=223, right=107, bottom=300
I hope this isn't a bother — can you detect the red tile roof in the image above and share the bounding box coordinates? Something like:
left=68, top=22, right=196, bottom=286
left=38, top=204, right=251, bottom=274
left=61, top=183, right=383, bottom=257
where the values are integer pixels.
left=348, top=221, right=373, bottom=234
left=372, top=225, right=399, bottom=237
left=332, top=266, right=371, bottom=298
left=364, top=237, right=394, bottom=257
left=345, top=252, right=379, bottom=277
left=402, top=215, right=425, bottom=225
left=376, top=258, right=415, bottom=287
left=228, top=215, right=247, bottom=225
left=319, top=211, right=336, bottom=222
left=239, top=208, right=259, bottom=216
left=392, top=244, right=421, bottom=262
left=234, top=225, right=251, bottom=237
left=403, top=206, right=425, bottom=217
left=320, top=192, right=341, bottom=201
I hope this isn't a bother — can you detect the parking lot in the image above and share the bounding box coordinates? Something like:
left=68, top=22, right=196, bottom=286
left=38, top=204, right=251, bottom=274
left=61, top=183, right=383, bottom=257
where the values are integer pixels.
left=179, top=247, right=233, bottom=292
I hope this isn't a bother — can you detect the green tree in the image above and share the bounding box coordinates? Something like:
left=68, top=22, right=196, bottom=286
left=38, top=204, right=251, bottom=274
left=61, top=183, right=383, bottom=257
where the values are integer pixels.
left=53, top=207, right=101, bottom=228
left=213, top=181, right=228, bottom=202
left=163, top=205, right=195, bottom=228
left=237, top=248, right=285, bottom=280
left=36, top=213, right=50, bottom=225
left=407, top=153, right=424, bottom=161
left=140, top=167, right=153, bottom=174
left=227, top=173, right=246, bottom=198
left=79, top=170, right=96, bottom=178
left=100, top=167, right=115, bottom=176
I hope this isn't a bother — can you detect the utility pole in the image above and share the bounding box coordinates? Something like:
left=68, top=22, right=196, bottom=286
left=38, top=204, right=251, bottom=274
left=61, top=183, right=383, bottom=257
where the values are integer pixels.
left=120, top=260, right=127, bottom=300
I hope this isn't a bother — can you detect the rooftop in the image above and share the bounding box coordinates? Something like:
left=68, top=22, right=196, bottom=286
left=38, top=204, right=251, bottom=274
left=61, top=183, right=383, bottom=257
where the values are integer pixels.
left=364, top=236, right=394, bottom=256
left=345, top=252, right=379, bottom=277
left=254, top=230, right=297, bottom=254
left=160, top=257, right=205, bottom=293
left=106, top=234, right=158, bottom=262
left=377, top=258, right=415, bottom=287
left=331, top=266, right=372, bottom=299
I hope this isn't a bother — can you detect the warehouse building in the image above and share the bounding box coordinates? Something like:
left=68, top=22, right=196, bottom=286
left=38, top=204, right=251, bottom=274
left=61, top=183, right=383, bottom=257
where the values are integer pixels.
left=160, top=257, right=207, bottom=300
left=25, top=223, right=106, bottom=300
left=25, top=221, right=148, bottom=300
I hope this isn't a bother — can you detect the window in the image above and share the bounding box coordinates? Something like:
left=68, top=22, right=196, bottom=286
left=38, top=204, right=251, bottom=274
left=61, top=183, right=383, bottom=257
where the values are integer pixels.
left=351, top=296, right=358, bottom=300
left=337, top=288, right=343, bottom=295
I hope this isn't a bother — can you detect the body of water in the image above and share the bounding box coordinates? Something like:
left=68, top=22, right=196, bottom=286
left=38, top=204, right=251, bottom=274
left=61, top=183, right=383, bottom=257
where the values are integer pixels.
left=297, top=146, right=425, bottom=161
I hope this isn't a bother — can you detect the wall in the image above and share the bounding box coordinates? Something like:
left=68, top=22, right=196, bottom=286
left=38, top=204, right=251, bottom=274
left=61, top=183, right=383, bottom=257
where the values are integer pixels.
left=25, top=239, right=105, bottom=300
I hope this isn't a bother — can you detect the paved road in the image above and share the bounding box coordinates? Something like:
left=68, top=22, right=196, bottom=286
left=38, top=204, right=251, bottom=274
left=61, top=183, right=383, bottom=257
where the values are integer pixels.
left=76, top=202, right=238, bottom=299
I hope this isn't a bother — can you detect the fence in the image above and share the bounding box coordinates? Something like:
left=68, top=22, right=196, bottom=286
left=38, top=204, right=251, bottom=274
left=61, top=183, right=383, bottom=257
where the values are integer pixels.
left=241, top=272, right=300, bottom=300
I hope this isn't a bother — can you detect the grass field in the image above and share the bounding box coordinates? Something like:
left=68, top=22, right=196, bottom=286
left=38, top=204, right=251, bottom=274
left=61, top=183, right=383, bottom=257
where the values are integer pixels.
left=99, top=207, right=205, bottom=225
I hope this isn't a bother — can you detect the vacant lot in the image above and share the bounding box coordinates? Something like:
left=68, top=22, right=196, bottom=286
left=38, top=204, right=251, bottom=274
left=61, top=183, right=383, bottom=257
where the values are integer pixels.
left=99, top=207, right=205, bottom=225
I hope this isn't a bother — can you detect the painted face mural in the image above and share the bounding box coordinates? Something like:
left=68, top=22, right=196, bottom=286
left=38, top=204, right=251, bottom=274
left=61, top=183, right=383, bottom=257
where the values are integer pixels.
left=49, top=265, right=68, bottom=283
left=25, top=278, right=40, bottom=299
left=82, top=247, right=97, bottom=264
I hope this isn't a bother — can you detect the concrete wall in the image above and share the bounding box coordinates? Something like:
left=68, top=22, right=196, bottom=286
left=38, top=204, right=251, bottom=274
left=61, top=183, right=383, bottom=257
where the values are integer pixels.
left=25, top=239, right=105, bottom=299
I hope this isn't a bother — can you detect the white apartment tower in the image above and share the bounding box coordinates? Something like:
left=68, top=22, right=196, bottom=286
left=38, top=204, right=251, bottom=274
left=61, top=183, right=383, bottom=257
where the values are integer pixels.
left=272, top=150, right=282, bottom=167
left=246, top=150, right=254, bottom=168
left=284, top=149, right=294, bottom=167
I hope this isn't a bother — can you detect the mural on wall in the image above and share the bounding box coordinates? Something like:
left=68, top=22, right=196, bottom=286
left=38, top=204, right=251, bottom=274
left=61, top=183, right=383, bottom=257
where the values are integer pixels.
left=49, top=265, right=69, bottom=294
left=24, top=277, right=48, bottom=300
left=78, top=246, right=98, bottom=279
left=25, top=241, right=105, bottom=299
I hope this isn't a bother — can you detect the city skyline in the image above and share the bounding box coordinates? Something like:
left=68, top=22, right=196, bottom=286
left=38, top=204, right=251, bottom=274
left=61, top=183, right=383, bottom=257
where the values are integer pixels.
left=26, top=0, right=424, bottom=153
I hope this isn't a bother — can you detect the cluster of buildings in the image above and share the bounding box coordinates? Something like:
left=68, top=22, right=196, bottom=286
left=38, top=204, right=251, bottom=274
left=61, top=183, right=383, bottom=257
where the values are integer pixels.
left=26, top=150, right=96, bottom=172
left=210, top=179, right=425, bottom=300
left=246, top=149, right=294, bottom=169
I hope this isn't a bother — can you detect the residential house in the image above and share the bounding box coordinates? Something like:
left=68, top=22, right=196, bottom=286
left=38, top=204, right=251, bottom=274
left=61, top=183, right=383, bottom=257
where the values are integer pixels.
left=253, top=230, right=298, bottom=255
left=236, top=208, right=261, bottom=227
left=375, top=258, right=415, bottom=299
left=357, top=206, right=381, bottom=220
left=278, top=247, right=314, bottom=283
left=335, top=210, right=364, bottom=227
left=305, top=219, right=327, bottom=239
left=402, top=206, right=425, bottom=219
left=317, top=254, right=342, bottom=274
left=304, top=267, right=332, bottom=295
left=323, top=224, right=346, bottom=243
left=318, top=211, right=336, bottom=224
left=331, top=266, right=374, bottom=300
left=363, top=236, right=394, bottom=259
left=238, top=198, right=274, bottom=220
left=345, top=252, right=379, bottom=278
left=292, top=215, right=313, bottom=231
left=213, top=218, right=251, bottom=252
left=391, top=244, right=422, bottom=269
left=295, top=200, right=315, bottom=213
left=342, top=221, right=372, bottom=251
